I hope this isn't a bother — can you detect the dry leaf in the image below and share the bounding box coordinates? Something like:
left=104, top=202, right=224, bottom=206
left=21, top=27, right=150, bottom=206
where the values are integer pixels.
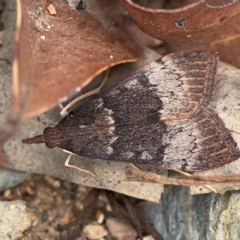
left=119, top=0, right=240, bottom=42
left=167, top=17, right=240, bottom=68
left=14, top=0, right=152, bottom=119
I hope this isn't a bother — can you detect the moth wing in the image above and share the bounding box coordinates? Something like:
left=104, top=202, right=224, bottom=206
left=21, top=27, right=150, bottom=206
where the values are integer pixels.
left=58, top=50, right=218, bottom=129
left=59, top=108, right=239, bottom=171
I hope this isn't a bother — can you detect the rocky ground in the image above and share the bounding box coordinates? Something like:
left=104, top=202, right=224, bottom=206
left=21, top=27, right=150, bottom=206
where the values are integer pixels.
left=0, top=173, right=152, bottom=240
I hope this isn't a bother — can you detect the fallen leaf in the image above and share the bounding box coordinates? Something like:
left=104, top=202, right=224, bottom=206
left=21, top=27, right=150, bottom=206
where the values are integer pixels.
left=13, top=0, right=151, bottom=119
left=119, top=0, right=240, bottom=42
left=167, top=17, right=240, bottom=68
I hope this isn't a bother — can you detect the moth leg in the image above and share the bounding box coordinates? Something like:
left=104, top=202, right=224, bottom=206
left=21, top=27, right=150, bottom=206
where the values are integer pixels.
left=64, top=153, right=103, bottom=186
left=60, top=69, right=110, bottom=116
left=129, top=163, right=142, bottom=170
left=175, top=169, right=218, bottom=193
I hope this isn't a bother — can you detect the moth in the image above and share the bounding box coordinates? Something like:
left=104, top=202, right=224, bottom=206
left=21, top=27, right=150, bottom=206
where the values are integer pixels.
left=22, top=50, right=240, bottom=172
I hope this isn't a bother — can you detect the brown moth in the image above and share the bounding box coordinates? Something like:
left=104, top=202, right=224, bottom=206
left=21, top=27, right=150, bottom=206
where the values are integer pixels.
left=22, top=50, right=240, bottom=172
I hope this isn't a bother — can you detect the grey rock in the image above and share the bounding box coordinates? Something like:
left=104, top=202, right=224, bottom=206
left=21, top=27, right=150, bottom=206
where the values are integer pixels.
left=0, top=200, right=31, bottom=239
left=0, top=168, right=27, bottom=192
left=0, top=0, right=28, bottom=191
left=1, top=0, right=15, bottom=62
left=145, top=186, right=240, bottom=240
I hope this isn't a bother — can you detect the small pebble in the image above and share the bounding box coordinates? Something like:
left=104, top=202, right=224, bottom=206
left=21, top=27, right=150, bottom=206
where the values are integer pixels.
left=96, top=210, right=105, bottom=224
left=83, top=224, right=108, bottom=239
left=4, top=189, right=11, bottom=198
left=26, top=186, right=35, bottom=195
left=27, top=211, right=39, bottom=227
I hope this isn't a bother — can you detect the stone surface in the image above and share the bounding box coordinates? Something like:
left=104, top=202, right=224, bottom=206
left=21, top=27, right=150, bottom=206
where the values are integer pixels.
left=106, top=218, right=137, bottom=240
left=0, top=0, right=28, bottom=192
left=83, top=224, right=108, bottom=239
left=0, top=200, right=31, bottom=239
left=0, top=168, right=27, bottom=192
left=145, top=186, right=240, bottom=240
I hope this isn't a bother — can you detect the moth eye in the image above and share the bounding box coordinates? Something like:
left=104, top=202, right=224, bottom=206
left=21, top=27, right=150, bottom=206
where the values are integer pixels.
left=44, top=127, right=54, bottom=134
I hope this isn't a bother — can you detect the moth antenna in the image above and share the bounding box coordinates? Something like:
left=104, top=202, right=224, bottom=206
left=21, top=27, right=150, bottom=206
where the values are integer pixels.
left=22, top=135, right=45, bottom=144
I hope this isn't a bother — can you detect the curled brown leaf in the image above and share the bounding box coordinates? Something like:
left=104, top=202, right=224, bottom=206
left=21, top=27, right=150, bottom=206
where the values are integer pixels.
left=14, top=0, right=150, bottom=119
left=167, top=16, right=240, bottom=68
left=119, top=0, right=240, bottom=42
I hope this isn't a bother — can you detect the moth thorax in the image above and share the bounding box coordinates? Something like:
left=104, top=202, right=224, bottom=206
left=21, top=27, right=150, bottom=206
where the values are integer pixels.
left=43, top=127, right=62, bottom=149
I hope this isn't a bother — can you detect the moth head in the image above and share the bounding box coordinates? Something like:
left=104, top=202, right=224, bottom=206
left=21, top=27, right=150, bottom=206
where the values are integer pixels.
left=22, top=127, right=62, bottom=148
